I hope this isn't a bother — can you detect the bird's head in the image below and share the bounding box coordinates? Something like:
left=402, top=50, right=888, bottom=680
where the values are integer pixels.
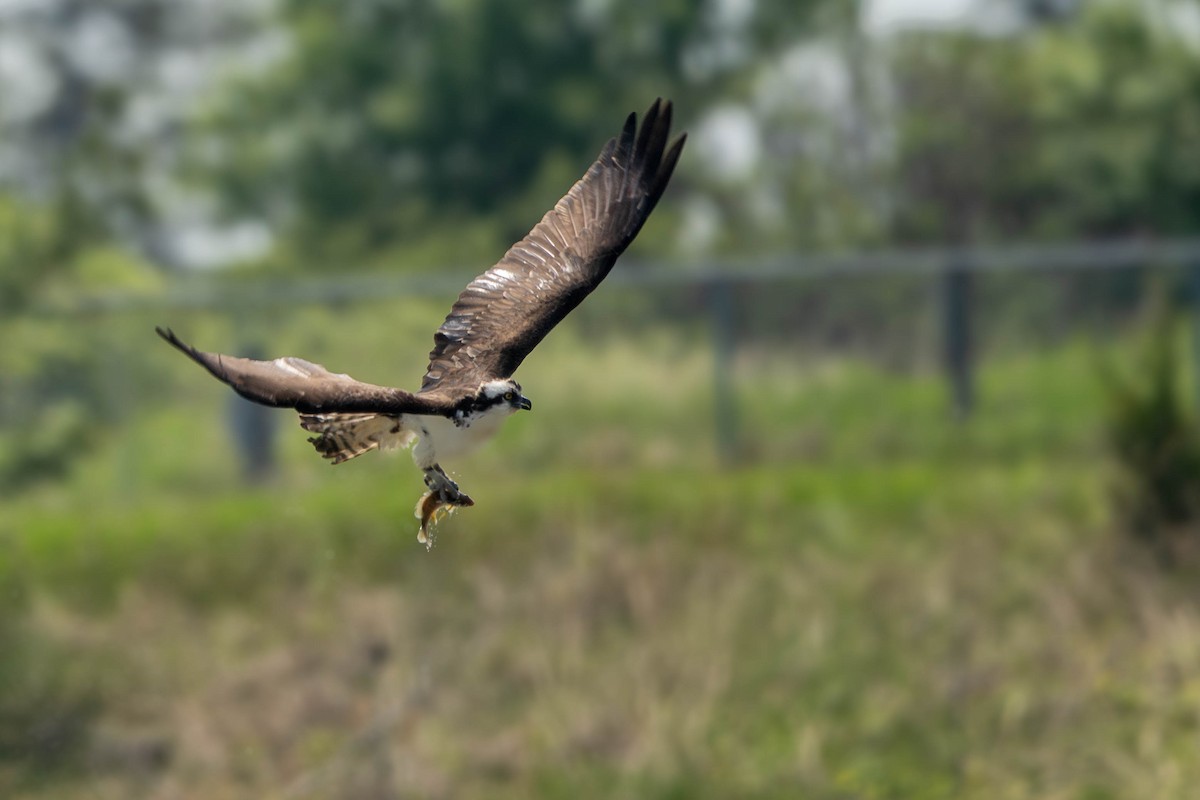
left=477, top=378, right=533, bottom=413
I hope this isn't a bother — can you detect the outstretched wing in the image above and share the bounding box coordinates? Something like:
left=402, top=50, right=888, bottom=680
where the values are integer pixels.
left=156, top=327, right=454, bottom=415
left=420, top=98, right=686, bottom=394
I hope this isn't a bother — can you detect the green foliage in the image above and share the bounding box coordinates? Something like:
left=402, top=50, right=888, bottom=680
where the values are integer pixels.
left=1102, top=299, right=1200, bottom=561
left=7, top=0, right=1200, bottom=273
left=197, top=0, right=831, bottom=268
left=0, top=196, right=64, bottom=314
left=888, top=1, right=1200, bottom=244
left=0, top=196, right=86, bottom=489
left=0, top=220, right=162, bottom=490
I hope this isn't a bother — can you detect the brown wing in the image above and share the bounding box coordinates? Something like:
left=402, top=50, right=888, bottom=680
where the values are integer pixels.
left=420, top=98, right=686, bottom=394
left=156, top=327, right=455, bottom=415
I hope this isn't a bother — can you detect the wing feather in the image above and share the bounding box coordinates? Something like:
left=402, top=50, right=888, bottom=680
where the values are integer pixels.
left=156, top=327, right=455, bottom=415
left=420, top=98, right=686, bottom=393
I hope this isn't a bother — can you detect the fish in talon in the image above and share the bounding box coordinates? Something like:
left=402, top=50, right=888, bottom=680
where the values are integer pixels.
left=416, top=488, right=475, bottom=548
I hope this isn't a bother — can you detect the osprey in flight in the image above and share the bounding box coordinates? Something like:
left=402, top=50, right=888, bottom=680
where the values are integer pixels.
left=157, top=99, right=685, bottom=546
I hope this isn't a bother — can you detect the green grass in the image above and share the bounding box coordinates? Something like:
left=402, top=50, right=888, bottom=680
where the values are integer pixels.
left=3, top=312, right=1199, bottom=799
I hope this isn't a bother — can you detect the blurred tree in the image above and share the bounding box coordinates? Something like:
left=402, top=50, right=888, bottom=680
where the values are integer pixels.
left=0, top=0, right=278, bottom=268
left=0, top=0, right=257, bottom=486
left=194, top=0, right=835, bottom=270
left=888, top=35, right=1039, bottom=245
left=886, top=1, right=1200, bottom=244
left=0, top=193, right=162, bottom=489
left=1027, top=2, right=1200, bottom=238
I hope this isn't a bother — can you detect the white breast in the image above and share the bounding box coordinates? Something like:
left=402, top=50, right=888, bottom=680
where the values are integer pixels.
left=410, top=406, right=514, bottom=468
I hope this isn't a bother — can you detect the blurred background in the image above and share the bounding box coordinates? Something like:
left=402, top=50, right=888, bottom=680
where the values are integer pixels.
left=4, top=0, right=1200, bottom=797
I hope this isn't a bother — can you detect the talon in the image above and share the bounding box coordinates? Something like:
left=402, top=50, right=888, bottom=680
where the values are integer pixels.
left=436, top=485, right=473, bottom=506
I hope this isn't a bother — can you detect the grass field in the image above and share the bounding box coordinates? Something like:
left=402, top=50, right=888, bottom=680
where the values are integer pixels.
left=3, top=304, right=1199, bottom=799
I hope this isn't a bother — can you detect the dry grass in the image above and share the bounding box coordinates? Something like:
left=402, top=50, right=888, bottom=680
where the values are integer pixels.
left=11, top=488, right=1200, bottom=800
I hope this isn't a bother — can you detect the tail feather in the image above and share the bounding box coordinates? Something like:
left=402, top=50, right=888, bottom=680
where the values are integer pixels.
left=298, top=413, right=411, bottom=464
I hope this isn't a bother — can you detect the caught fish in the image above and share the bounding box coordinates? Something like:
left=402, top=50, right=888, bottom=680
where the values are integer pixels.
left=415, top=487, right=474, bottom=549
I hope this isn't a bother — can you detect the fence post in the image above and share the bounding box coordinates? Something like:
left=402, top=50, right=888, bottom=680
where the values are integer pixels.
left=708, top=277, right=739, bottom=462
left=941, top=255, right=974, bottom=420
left=227, top=338, right=278, bottom=482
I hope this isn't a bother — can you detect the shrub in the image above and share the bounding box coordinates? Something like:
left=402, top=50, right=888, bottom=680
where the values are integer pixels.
left=1102, top=298, right=1200, bottom=563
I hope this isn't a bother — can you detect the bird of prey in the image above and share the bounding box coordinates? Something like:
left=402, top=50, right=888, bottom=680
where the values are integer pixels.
left=157, top=99, right=685, bottom=546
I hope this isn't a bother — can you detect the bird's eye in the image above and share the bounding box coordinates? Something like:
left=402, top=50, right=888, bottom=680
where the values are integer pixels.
left=503, top=391, right=514, bottom=402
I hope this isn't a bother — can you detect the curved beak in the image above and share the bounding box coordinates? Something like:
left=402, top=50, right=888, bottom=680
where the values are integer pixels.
left=518, top=395, right=533, bottom=411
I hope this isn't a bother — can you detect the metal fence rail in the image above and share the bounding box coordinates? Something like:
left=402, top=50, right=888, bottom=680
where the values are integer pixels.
left=33, top=237, right=1200, bottom=469
left=33, top=237, right=1200, bottom=316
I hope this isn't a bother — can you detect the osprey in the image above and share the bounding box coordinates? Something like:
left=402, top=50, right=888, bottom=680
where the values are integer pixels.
left=157, top=99, right=685, bottom=546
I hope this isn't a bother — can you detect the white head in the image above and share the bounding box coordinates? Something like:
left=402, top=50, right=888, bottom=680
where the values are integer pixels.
left=476, top=378, right=533, bottom=413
